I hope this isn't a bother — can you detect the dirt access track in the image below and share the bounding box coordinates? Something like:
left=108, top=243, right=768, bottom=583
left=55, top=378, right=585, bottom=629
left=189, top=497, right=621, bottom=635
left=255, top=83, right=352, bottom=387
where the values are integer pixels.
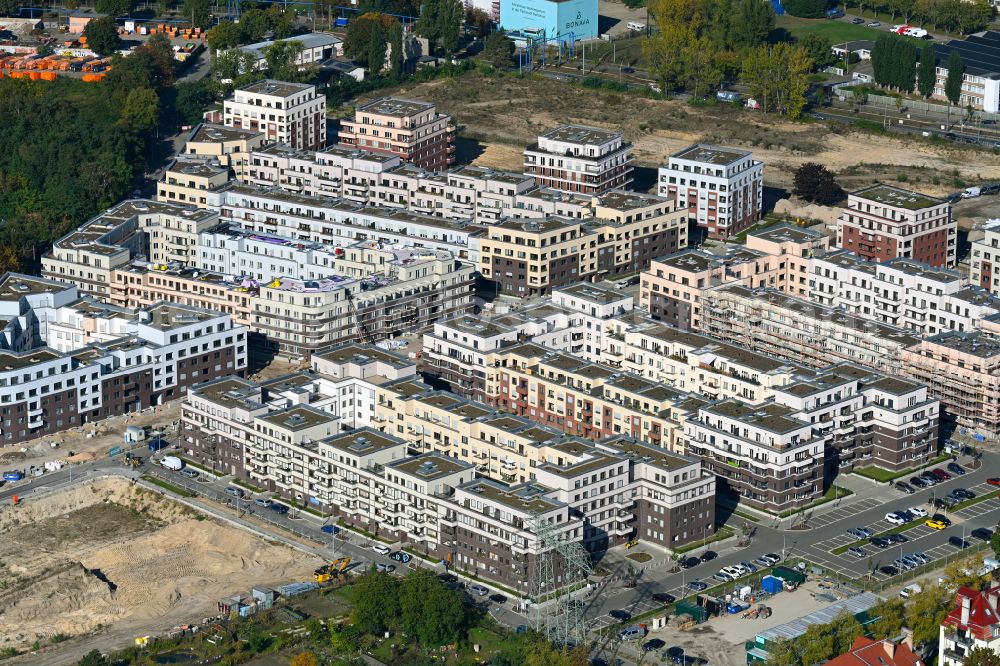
left=371, top=73, right=1000, bottom=194
left=0, top=477, right=322, bottom=659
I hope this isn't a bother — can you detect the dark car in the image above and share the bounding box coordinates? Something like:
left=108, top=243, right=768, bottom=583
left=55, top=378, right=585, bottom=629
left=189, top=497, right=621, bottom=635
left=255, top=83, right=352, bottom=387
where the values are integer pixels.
left=851, top=16, right=864, bottom=23
left=320, top=524, right=338, bottom=534
left=688, top=580, right=708, bottom=591
left=652, top=592, right=676, bottom=604
left=609, top=609, right=632, bottom=621
left=971, top=527, right=994, bottom=541
left=947, top=462, right=966, bottom=475
left=931, top=468, right=952, bottom=481
left=886, top=533, right=909, bottom=544
left=643, top=638, right=666, bottom=652
left=879, top=565, right=899, bottom=576
left=949, top=536, right=970, bottom=549
left=932, top=513, right=953, bottom=526
left=870, top=537, right=891, bottom=549
left=679, top=556, right=700, bottom=569
left=699, top=550, right=718, bottom=563
left=895, top=481, right=915, bottom=494
left=268, top=502, right=289, bottom=514
left=490, top=593, right=508, bottom=604
left=622, top=66, right=636, bottom=74
left=952, top=488, right=975, bottom=500
left=909, top=476, right=929, bottom=488
left=920, top=471, right=939, bottom=484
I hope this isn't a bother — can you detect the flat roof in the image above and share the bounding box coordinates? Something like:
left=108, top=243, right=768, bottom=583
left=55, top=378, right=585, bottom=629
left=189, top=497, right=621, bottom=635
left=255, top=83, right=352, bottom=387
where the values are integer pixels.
left=239, top=79, right=314, bottom=98
left=924, top=331, right=1000, bottom=358
left=388, top=452, right=473, bottom=481
left=324, top=429, right=405, bottom=456
left=655, top=249, right=720, bottom=273
left=934, top=31, right=1000, bottom=79
left=314, top=343, right=413, bottom=370
left=867, top=375, right=922, bottom=395
left=357, top=97, right=435, bottom=117
left=748, top=224, right=826, bottom=244
left=190, top=123, right=263, bottom=144
left=439, top=316, right=513, bottom=339
left=539, top=124, right=621, bottom=145
left=672, top=143, right=751, bottom=166
left=493, top=217, right=577, bottom=234
left=600, top=437, right=696, bottom=472
left=704, top=400, right=807, bottom=435
left=0, top=274, right=69, bottom=300
left=191, top=376, right=262, bottom=409
left=852, top=184, right=944, bottom=210
left=460, top=478, right=563, bottom=514
left=140, top=303, right=221, bottom=331
left=259, top=405, right=337, bottom=432
left=556, top=282, right=630, bottom=305
left=596, top=190, right=670, bottom=211
left=241, top=32, right=341, bottom=58
left=168, top=158, right=228, bottom=179
left=0, top=348, right=63, bottom=371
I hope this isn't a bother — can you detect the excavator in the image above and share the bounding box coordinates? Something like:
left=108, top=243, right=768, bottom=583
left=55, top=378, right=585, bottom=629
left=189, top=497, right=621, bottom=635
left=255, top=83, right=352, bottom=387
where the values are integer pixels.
left=314, top=557, right=352, bottom=583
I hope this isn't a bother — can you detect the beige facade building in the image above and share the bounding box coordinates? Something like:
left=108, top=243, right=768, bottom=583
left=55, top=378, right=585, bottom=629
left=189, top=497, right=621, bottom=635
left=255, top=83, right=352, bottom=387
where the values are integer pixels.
left=183, top=123, right=266, bottom=178
left=338, top=97, right=455, bottom=171
left=524, top=125, right=634, bottom=195
left=224, top=80, right=327, bottom=151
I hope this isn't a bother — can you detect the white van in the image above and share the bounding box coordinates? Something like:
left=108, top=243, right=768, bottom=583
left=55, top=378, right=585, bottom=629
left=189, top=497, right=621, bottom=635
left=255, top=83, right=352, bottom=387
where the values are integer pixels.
left=627, top=21, right=645, bottom=31
left=900, top=583, right=922, bottom=598
left=962, top=186, right=982, bottom=198
left=161, top=456, right=183, bottom=471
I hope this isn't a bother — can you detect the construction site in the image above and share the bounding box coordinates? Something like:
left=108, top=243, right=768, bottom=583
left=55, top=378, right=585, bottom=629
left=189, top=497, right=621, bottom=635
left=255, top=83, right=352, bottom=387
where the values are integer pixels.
left=0, top=477, right=321, bottom=658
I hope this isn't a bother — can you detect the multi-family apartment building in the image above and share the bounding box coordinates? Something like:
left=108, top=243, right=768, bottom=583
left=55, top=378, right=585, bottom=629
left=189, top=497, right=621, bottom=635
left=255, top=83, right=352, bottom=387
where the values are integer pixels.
left=183, top=123, right=266, bottom=178
left=811, top=251, right=1000, bottom=336
left=223, top=80, right=327, bottom=151
left=640, top=225, right=827, bottom=329
left=657, top=143, right=764, bottom=239
left=478, top=191, right=687, bottom=297
left=837, top=184, right=956, bottom=267
left=0, top=273, right=247, bottom=445
left=524, top=125, right=635, bottom=195
left=338, top=97, right=455, bottom=170
left=938, top=583, right=1000, bottom=666
left=182, top=343, right=716, bottom=589
left=157, top=157, right=231, bottom=209
left=970, top=218, right=1000, bottom=296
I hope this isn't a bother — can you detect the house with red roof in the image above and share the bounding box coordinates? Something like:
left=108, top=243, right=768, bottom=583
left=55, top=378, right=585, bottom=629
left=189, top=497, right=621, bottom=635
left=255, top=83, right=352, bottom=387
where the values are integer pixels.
left=938, top=583, right=1000, bottom=666
left=827, top=634, right=923, bottom=666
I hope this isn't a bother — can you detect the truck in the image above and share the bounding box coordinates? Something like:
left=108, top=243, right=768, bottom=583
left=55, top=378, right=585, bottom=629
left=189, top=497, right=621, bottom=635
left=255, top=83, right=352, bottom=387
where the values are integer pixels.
left=962, top=186, right=982, bottom=198
left=161, top=456, right=183, bottom=471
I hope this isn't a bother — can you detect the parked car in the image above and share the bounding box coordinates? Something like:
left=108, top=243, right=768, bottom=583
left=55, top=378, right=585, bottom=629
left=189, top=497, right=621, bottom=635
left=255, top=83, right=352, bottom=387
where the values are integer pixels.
left=901, top=554, right=922, bottom=568
left=871, top=537, right=891, bottom=549
left=490, top=593, right=508, bottom=604
left=740, top=560, right=758, bottom=574
left=847, top=527, right=867, bottom=539
left=609, top=609, right=632, bottom=621
left=762, top=553, right=782, bottom=564
left=851, top=16, right=864, bottom=23
left=254, top=498, right=272, bottom=508
left=679, top=556, right=700, bottom=569
left=469, top=584, right=489, bottom=597
left=643, top=638, right=667, bottom=652
left=653, top=592, right=676, bottom=604
left=848, top=546, right=868, bottom=558
left=180, top=468, right=198, bottom=479
left=619, top=625, right=645, bottom=641
left=886, top=533, right=909, bottom=544
left=376, top=562, right=396, bottom=573
left=372, top=544, right=391, bottom=555
left=949, top=536, right=970, bottom=549
left=908, top=506, right=928, bottom=518
left=868, top=20, right=881, bottom=26
left=987, top=477, right=1000, bottom=486
left=700, top=550, right=718, bottom=562
left=885, top=512, right=907, bottom=526
left=879, top=565, right=899, bottom=576
left=225, top=486, right=244, bottom=498
left=947, top=462, right=966, bottom=475
left=893, top=557, right=914, bottom=571
left=269, top=502, right=289, bottom=514
left=688, top=580, right=708, bottom=591
left=926, top=518, right=948, bottom=530
left=932, top=513, right=952, bottom=526
left=919, top=470, right=939, bottom=483
left=911, top=552, right=930, bottom=564
left=971, top=527, right=994, bottom=541
left=952, top=488, right=975, bottom=500
left=321, top=524, right=338, bottom=534
left=895, top=481, right=915, bottom=494
left=909, top=476, right=930, bottom=488
left=931, top=468, right=952, bottom=480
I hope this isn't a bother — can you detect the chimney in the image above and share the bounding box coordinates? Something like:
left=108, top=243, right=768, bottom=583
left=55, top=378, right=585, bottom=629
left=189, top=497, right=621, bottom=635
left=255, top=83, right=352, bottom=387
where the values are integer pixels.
left=899, top=627, right=914, bottom=651
left=961, top=595, right=972, bottom=625
left=883, top=639, right=896, bottom=661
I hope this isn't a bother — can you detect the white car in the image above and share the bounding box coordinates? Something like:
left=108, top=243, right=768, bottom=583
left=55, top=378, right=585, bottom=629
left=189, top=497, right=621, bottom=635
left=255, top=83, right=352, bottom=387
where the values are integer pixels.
left=731, top=564, right=750, bottom=576
left=372, top=544, right=391, bottom=555
left=908, top=507, right=928, bottom=518
left=885, top=512, right=906, bottom=526
left=469, top=584, right=489, bottom=597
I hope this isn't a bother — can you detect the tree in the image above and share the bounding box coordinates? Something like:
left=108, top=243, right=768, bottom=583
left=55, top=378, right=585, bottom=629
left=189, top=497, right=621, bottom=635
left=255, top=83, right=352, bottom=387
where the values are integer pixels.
left=945, top=49, right=965, bottom=106
left=351, top=569, right=399, bottom=634
left=0, top=247, right=21, bottom=274
left=398, top=569, right=469, bottom=647
left=344, top=13, right=400, bottom=67
left=266, top=5, right=296, bottom=39
left=741, top=42, right=812, bottom=118
left=238, top=8, right=271, bottom=43
left=801, top=33, right=835, bottom=70
left=465, top=6, right=493, bottom=39
left=943, top=556, right=987, bottom=590
left=868, top=598, right=907, bottom=640
left=387, top=19, right=403, bottom=77
left=992, top=523, right=1000, bottom=558
left=905, top=584, right=951, bottom=647
left=289, top=653, right=318, bottom=666
left=765, top=639, right=798, bottom=666
left=183, top=0, right=211, bottom=29
left=483, top=29, right=515, bottom=69
left=120, top=87, right=160, bottom=131
left=264, top=39, right=305, bottom=80
left=367, top=19, right=388, bottom=75
left=918, top=43, right=937, bottom=97
left=732, top=0, right=776, bottom=49
left=416, top=0, right=464, bottom=54
left=84, top=16, right=122, bottom=56
left=95, top=0, right=133, bottom=16
left=965, top=647, right=1000, bottom=666
left=793, top=162, right=844, bottom=205
left=207, top=21, right=243, bottom=51
left=783, top=0, right=828, bottom=17
left=78, top=650, right=109, bottom=666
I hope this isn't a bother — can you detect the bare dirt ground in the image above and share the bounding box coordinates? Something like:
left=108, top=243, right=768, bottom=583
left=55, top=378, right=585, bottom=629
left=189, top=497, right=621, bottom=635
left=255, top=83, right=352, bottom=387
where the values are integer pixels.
left=374, top=74, right=1000, bottom=194
left=0, top=478, right=322, bottom=657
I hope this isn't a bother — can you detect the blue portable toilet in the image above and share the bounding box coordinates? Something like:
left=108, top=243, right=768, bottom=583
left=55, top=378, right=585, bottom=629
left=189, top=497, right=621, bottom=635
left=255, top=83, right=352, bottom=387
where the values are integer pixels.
left=761, top=576, right=783, bottom=594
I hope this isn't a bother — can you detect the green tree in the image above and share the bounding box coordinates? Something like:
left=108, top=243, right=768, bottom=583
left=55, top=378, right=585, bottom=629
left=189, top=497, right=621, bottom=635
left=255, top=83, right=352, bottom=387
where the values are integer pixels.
left=183, top=0, right=211, bottom=28
left=78, top=650, right=110, bottom=666
left=741, top=42, right=812, bottom=118
left=266, top=5, right=296, bottom=38
left=801, top=33, right=835, bottom=70
left=95, top=0, right=133, bottom=16
left=765, top=639, right=798, bottom=666
left=793, top=162, right=844, bottom=204
left=991, top=523, right=1000, bottom=558
left=387, top=18, right=403, bottom=77
left=965, top=646, right=1000, bottom=666
left=783, top=0, right=828, bottom=17
left=367, top=19, right=387, bottom=75
left=918, top=43, right=937, bottom=97
left=211, top=48, right=262, bottom=93
left=483, top=29, right=515, bottom=69
left=945, top=49, right=965, bottom=106
left=868, top=598, right=907, bottom=639
left=351, top=569, right=399, bottom=635
left=732, top=0, right=775, bottom=49
left=84, top=16, right=122, bottom=56
left=905, top=584, right=951, bottom=647
left=238, top=8, right=271, bottom=43
left=264, top=39, right=305, bottom=80
left=344, top=13, right=399, bottom=66
left=207, top=21, right=243, bottom=51
left=175, top=79, right=217, bottom=125
left=416, top=0, right=464, bottom=54
left=398, top=569, right=469, bottom=647
left=465, top=6, right=493, bottom=38
left=120, top=87, right=160, bottom=130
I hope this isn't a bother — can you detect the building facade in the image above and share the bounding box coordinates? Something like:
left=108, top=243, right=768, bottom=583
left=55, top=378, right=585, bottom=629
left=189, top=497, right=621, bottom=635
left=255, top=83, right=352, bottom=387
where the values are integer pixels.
left=657, top=143, right=764, bottom=239
left=338, top=97, right=455, bottom=171
left=938, top=583, right=1000, bottom=666
left=524, top=125, right=634, bottom=195
left=970, top=219, right=1000, bottom=296
left=223, top=80, right=327, bottom=151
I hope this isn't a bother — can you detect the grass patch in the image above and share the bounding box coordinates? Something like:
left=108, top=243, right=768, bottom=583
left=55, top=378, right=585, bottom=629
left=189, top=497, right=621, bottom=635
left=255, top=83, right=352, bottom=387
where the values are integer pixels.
left=732, top=510, right=761, bottom=524
left=627, top=552, right=653, bottom=563
left=673, top=525, right=735, bottom=554
left=854, top=119, right=889, bottom=135
left=779, top=485, right=854, bottom=518
left=951, top=490, right=999, bottom=512
left=141, top=475, right=196, bottom=498
left=852, top=454, right=950, bottom=483
left=775, top=14, right=925, bottom=45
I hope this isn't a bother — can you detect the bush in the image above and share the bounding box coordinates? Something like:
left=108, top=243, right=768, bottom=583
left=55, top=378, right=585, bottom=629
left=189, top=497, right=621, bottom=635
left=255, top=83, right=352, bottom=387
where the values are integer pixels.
left=783, top=0, right=830, bottom=18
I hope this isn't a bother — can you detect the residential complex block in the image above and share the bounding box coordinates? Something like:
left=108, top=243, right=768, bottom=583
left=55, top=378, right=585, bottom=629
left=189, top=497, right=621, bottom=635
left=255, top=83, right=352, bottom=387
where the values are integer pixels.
left=657, top=143, right=764, bottom=239
left=338, top=97, right=455, bottom=170
left=524, top=125, right=634, bottom=195
left=837, top=185, right=956, bottom=267
left=970, top=219, right=1000, bottom=296
left=223, top=80, right=327, bottom=151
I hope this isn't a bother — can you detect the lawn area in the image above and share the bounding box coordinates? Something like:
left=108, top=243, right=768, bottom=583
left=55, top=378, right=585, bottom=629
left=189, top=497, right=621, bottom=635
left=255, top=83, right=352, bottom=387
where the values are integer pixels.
left=775, top=15, right=926, bottom=46
left=778, top=485, right=854, bottom=518
left=852, top=453, right=950, bottom=482
left=673, top=525, right=736, bottom=554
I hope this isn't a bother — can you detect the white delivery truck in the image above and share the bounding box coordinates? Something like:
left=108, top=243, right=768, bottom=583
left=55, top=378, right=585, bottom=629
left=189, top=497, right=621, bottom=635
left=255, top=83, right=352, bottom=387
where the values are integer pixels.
left=161, top=456, right=184, bottom=471
left=962, top=186, right=982, bottom=198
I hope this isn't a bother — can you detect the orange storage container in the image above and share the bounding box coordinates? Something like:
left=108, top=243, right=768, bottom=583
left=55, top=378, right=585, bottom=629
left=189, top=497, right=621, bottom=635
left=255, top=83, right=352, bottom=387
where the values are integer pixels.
left=41, top=71, right=57, bottom=81
left=79, top=36, right=88, bottom=44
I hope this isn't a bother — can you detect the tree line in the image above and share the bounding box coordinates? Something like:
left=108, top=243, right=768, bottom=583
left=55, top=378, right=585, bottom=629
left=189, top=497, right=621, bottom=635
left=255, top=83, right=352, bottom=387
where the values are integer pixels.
left=871, top=34, right=967, bottom=108
left=843, top=0, right=993, bottom=35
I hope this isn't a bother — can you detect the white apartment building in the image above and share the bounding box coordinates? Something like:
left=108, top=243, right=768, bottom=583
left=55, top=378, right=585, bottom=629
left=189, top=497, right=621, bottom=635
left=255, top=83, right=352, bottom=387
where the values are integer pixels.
left=970, top=219, right=1000, bottom=296
left=938, top=583, right=1000, bottom=666
left=811, top=251, right=1000, bottom=336
left=658, top=143, right=764, bottom=239
left=223, top=80, right=327, bottom=151
left=524, top=125, right=635, bottom=195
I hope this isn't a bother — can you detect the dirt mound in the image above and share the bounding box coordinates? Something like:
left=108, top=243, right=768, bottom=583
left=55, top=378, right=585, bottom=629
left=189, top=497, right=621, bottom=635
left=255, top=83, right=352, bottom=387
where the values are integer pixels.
left=0, top=478, right=321, bottom=651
